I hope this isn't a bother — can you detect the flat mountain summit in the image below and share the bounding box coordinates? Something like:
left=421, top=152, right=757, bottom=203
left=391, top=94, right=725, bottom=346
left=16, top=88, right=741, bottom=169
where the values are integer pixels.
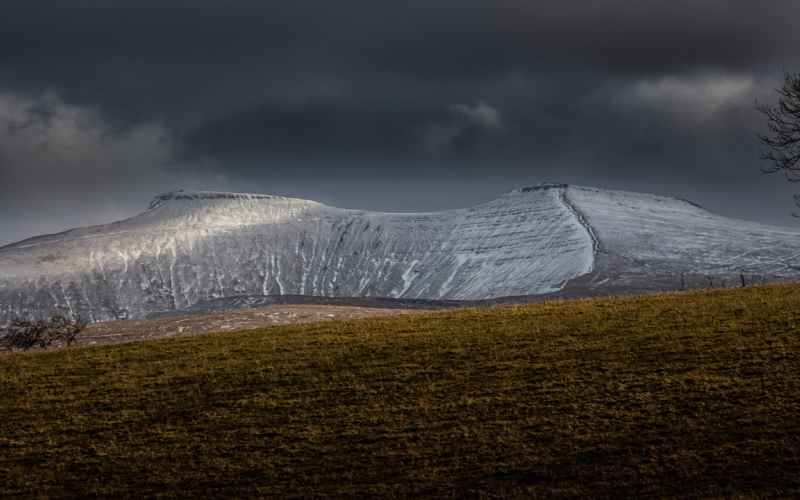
left=2, top=183, right=799, bottom=323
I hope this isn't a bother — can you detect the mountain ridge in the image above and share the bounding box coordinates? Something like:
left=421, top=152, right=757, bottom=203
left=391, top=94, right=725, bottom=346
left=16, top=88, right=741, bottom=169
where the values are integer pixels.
left=1, top=183, right=799, bottom=323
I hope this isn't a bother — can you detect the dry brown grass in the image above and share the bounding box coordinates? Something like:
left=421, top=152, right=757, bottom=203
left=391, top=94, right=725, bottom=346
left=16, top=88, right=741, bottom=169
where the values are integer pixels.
left=1, top=283, right=800, bottom=498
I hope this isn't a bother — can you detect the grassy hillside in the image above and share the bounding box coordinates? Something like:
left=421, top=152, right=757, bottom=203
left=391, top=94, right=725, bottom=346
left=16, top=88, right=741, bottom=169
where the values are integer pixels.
left=2, top=284, right=800, bottom=498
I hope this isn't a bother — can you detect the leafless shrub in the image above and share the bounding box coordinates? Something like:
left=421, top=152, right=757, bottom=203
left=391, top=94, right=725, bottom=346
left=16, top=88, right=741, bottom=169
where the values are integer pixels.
left=756, top=62, right=800, bottom=215
left=0, top=312, right=86, bottom=352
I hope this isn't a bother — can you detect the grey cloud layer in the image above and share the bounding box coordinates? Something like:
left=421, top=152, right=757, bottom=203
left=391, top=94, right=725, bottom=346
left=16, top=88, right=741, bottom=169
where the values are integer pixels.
left=2, top=0, right=800, bottom=246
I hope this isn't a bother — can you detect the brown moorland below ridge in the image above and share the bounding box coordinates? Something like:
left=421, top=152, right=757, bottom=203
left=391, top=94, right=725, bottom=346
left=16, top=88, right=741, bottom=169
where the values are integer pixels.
left=1, top=283, right=800, bottom=498
left=78, top=304, right=427, bottom=347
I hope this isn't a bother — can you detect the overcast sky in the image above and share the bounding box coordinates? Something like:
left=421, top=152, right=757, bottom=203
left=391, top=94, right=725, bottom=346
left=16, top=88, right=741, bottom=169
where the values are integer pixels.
left=2, top=0, right=800, bottom=247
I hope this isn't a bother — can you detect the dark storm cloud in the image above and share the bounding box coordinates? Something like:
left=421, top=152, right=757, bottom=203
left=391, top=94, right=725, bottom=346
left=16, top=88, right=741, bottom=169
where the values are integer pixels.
left=2, top=0, right=800, bottom=246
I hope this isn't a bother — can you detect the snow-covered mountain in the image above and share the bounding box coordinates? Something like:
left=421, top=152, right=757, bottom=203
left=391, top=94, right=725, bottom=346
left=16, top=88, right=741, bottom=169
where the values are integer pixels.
left=2, top=183, right=799, bottom=323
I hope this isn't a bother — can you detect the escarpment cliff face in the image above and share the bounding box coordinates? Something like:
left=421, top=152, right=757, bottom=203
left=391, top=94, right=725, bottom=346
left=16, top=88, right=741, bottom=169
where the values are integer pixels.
left=2, top=183, right=800, bottom=323
left=0, top=184, right=595, bottom=322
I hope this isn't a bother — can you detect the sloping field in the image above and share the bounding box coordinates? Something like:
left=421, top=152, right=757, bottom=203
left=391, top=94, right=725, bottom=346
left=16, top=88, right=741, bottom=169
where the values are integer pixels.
left=1, top=284, right=800, bottom=498
left=79, top=304, right=428, bottom=347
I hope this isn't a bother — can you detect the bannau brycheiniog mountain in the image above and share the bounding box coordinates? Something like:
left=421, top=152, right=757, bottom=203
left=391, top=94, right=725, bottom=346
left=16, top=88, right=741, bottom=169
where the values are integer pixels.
left=2, top=183, right=799, bottom=323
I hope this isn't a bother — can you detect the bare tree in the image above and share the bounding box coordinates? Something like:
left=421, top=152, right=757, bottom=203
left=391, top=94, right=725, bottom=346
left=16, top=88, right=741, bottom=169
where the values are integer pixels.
left=756, top=62, right=800, bottom=215
left=0, top=312, right=86, bottom=352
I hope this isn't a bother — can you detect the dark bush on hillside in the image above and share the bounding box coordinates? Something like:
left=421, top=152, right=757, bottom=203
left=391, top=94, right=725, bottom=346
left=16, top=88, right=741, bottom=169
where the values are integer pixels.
left=0, top=313, right=86, bottom=352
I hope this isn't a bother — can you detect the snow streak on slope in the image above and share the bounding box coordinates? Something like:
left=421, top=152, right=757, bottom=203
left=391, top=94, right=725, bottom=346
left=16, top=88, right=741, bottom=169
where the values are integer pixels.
left=0, top=185, right=594, bottom=322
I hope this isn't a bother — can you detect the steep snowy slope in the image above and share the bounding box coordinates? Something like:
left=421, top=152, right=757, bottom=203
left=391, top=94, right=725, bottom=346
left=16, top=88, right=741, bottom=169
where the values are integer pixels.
left=561, top=185, right=800, bottom=294
left=2, top=183, right=799, bottom=323
left=0, top=184, right=594, bottom=322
